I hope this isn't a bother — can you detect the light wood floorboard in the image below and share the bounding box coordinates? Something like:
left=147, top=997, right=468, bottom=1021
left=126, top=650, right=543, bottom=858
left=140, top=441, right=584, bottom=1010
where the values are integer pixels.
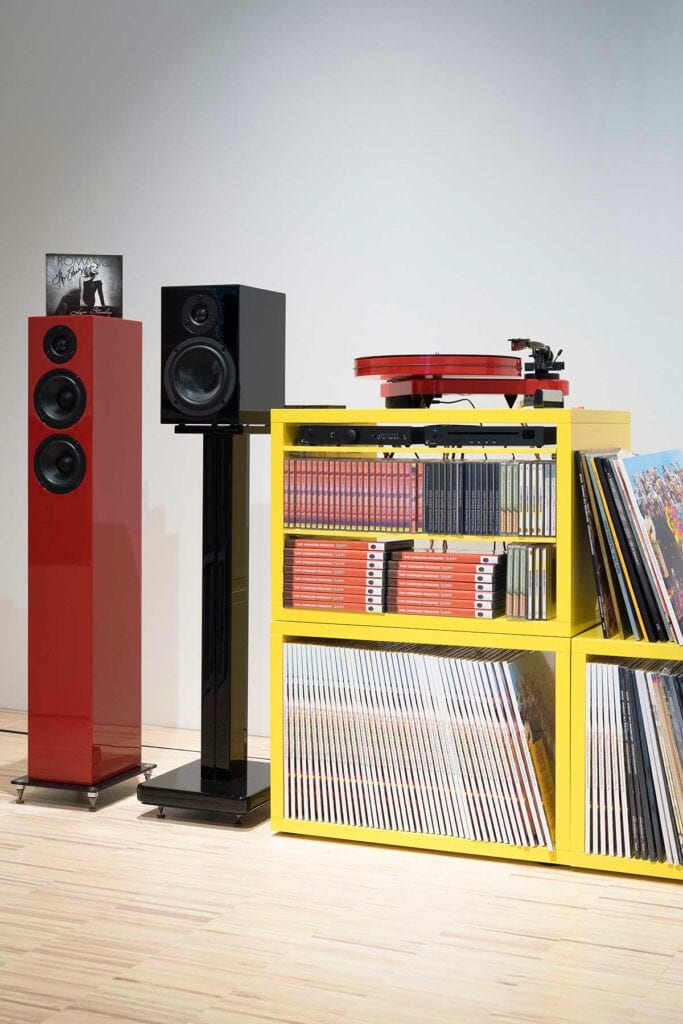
left=1, top=712, right=682, bottom=1024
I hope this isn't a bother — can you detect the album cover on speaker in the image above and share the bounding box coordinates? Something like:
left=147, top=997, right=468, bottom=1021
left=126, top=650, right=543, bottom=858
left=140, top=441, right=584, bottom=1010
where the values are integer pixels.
left=45, top=254, right=123, bottom=317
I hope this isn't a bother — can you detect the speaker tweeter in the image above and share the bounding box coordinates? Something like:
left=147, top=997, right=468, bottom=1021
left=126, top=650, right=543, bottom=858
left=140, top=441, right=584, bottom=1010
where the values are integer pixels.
left=43, top=324, right=77, bottom=364
left=182, top=292, right=219, bottom=335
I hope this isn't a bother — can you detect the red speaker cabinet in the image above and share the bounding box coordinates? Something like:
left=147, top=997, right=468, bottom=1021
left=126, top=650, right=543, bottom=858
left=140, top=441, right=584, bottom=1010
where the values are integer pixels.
left=16, top=316, right=154, bottom=808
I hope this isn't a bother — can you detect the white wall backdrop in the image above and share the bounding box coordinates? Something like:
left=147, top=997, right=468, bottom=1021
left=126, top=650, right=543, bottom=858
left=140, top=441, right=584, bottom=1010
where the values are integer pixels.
left=0, top=0, right=681, bottom=734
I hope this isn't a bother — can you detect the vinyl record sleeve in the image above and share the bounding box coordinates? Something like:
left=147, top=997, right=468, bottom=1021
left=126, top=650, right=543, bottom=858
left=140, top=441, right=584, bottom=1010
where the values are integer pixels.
left=635, top=671, right=678, bottom=863
left=457, top=657, right=503, bottom=843
left=438, top=657, right=476, bottom=838
left=326, top=645, right=356, bottom=827
left=602, top=663, right=616, bottom=857
left=585, top=454, right=642, bottom=639
left=618, top=451, right=683, bottom=642
left=599, top=458, right=669, bottom=642
left=611, top=663, right=627, bottom=858
left=394, top=653, right=434, bottom=835
left=502, top=654, right=555, bottom=849
left=313, top=645, right=334, bottom=823
left=470, top=658, right=518, bottom=845
left=346, top=649, right=381, bottom=830
left=424, top=655, right=467, bottom=837
left=283, top=644, right=292, bottom=819
left=363, top=648, right=400, bottom=832
left=407, top=653, right=447, bottom=835
left=485, top=658, right=536, bottom=847
left=377, top=649, right=417, bottom=833
left=646, top=675, right=683, bottom=855
left=576, top=453, right=619, bottom=637
left=46, top=253, right=122, bottom=317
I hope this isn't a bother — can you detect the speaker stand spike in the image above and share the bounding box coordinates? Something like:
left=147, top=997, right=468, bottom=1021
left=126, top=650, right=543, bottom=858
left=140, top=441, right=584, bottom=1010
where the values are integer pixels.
left=137, top=425, right=270, bottom=823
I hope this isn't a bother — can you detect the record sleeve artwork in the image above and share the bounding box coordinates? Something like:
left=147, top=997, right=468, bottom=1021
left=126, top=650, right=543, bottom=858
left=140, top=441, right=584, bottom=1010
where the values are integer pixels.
left=45, top=254, right=123, bottom=317
left=576, top=448, right=683, bottom=642
left=622, top=450, right=683, bottom=636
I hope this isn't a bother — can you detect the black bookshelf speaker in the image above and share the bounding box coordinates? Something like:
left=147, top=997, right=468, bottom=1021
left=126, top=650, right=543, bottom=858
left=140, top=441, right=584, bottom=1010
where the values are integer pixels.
left=160, top=284, right=285, bottom=425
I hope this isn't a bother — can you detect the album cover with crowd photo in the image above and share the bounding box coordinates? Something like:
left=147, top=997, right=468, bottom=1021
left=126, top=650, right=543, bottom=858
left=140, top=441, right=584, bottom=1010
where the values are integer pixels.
left=45, top=254, right=123, bottom=317
left=577, top=447, right=683, bottom=643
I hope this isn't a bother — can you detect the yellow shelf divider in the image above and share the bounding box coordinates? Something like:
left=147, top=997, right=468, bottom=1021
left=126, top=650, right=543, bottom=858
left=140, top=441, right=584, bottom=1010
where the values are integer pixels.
left=268, top=406, right=683, bottom=879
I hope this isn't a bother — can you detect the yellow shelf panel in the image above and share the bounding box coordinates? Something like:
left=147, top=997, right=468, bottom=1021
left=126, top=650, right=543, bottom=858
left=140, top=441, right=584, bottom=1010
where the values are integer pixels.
left=273, top=605, right=588, bottom=638
left=283, top=528, right=555, bottom=544
left=284, top=445, right=557, bottom=456
left=273, top=407, right=631, bottom=426
left=271, top=616, right=572, bottom=652
left=272, top=815, right=559, bottom=864
left=566, top=851, right=683, bottom=882
left=573, top=625, right=683, bottom=661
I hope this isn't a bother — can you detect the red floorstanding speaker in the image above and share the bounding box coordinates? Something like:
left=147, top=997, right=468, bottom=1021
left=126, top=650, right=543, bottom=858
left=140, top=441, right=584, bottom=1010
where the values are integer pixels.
left=24, top=316, right=147, bottom=798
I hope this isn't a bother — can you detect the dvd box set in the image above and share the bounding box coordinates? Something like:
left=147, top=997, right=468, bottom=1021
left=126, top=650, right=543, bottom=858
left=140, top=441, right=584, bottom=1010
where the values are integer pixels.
left=385, top=549, right=507, bottom=618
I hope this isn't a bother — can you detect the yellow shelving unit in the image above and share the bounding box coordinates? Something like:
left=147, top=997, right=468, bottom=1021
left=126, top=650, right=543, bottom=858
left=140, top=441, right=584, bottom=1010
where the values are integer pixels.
left=270, top=406, right=638, bottom=871
left=271, top=407, right=631, bottom=638
left=271, top=619, right=571, bottom=862
left=570, top=626, right=683, bottom=881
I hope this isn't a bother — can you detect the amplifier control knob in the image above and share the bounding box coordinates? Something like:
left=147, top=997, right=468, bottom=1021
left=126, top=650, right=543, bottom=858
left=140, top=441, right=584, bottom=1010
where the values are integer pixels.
left=344, top=428, right=359, bottom=443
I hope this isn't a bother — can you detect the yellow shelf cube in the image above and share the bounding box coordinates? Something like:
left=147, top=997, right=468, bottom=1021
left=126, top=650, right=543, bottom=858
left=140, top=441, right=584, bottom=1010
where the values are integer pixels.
left=270, top=619, right=572, bottom=863
left=268, top=407, right=683, bottom=880
left=570, top=626, right=683, bottom=881
left=271, top=407, right=632, bottom=639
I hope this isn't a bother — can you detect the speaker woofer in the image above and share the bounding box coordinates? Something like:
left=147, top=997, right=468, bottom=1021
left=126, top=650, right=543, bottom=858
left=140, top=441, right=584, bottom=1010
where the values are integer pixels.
left=163, top=337, right=236, bottom=419
left=34, top=370, right=86, bottom=428
left=43, top=324, right=77, bottom=364
left=34, top=435, right=87, bottom=494
left=182, top=293, right=219, bottom=335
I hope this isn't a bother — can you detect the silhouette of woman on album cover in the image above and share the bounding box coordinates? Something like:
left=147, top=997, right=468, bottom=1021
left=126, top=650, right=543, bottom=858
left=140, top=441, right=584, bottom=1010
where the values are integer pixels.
left=80, top=262, right=105, bottom=308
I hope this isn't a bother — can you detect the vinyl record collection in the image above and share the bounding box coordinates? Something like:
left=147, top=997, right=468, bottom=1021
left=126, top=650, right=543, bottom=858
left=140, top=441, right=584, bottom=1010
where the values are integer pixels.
left=586, top=660, right=683, bottom=865
left=284, top=456, right=556, bottom=537
left=577, top=449, right=683, bottom=643
left=283, top=642, right=556, bottom=848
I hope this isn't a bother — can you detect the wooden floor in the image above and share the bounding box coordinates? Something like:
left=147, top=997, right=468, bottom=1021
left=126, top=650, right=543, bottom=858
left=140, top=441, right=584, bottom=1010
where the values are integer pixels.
left=1, top=710, right=682, bottom=1024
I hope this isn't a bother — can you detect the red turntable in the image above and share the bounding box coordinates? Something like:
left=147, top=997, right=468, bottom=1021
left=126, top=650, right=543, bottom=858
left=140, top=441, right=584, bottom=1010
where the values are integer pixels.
left=355, top=340, right=568, bottom=408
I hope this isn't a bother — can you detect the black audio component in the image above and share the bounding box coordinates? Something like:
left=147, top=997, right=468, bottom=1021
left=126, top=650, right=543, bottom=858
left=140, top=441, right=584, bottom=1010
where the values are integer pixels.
left=424, top=425, right=557, bottom=447
left=297, top=424, right=424, bottom=446
left=161, top=284, right=285, bottom=425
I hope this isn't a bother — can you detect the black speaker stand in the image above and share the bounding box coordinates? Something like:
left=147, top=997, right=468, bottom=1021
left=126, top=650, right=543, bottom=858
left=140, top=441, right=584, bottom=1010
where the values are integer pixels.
left=137, top=424, right=270, bottom=824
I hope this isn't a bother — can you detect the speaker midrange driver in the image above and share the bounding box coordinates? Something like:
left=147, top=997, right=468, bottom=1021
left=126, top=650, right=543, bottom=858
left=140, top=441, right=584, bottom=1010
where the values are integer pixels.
left=163, top=336, right=237, bottom=420
left=34, top=434, right=87, bottom=494
left=34, top=370, right=86, bottom=429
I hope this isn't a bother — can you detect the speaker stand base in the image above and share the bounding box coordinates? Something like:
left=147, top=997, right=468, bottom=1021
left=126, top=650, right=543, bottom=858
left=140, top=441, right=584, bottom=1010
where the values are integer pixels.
left=136, top=759, right=270, bottom=824
left=12, top=763, right=156, bottom=810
